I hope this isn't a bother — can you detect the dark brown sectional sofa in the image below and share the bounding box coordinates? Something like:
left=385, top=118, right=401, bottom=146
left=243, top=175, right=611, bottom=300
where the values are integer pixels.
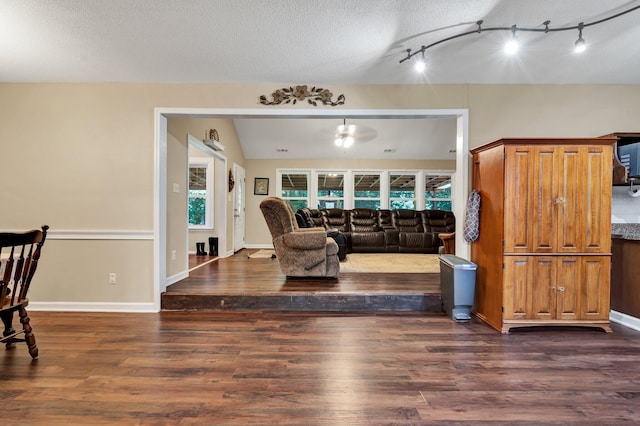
left=295, top=207, right=455, bottom=254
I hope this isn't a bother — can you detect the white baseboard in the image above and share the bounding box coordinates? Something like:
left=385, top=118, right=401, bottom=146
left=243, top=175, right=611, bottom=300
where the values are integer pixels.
left=610, top=310, right=640, bottom=332
left=165, top=270, right=188, bottom=287
left=29, top=302, right=157, bottom=313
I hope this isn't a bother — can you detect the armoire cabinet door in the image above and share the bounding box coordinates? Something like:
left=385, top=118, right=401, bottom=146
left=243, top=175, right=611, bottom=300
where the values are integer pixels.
left=503, top=146, right=536, bottom=253
left=503, top=255, right=610, bottom=322
left=503, top=256, right=558, bottom=320
left=504, top=145, right=558, bottom=253
left=504, top=145, right=612, bottom=254
left=581, top=146, right=612, bottom=254
left=580, top=256, right=611, bottom=320
left=553, top=147, right=583, bottom=253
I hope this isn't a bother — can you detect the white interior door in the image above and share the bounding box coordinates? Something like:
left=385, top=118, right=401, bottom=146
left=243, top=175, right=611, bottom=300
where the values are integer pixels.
left=233, top=164, right=246, bottom=252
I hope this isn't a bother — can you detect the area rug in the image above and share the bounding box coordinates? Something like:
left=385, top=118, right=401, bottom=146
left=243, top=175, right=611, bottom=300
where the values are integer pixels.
left=340, top=253, right=441, bottom=273
left=248, top=249, right=276, bottom=259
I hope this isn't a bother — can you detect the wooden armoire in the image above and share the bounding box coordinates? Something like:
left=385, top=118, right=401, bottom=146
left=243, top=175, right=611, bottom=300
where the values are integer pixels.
left=470, top=138, right=615, bottom=333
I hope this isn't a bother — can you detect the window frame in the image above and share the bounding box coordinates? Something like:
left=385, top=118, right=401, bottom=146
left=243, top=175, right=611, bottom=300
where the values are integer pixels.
left=424, top=173, right=454, bottom=211
left=316, top=171, right=346, bottom=210
left=188, top=158, right=214, bottom=230
left=277, top=170, right=311, bottom=211
left=389, top=172, right=418, bottom=210
left=353, top=171, right=382, bottom=210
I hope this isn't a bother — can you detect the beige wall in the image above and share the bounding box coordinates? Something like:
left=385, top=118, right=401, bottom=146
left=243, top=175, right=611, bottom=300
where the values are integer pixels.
left=2, top=82, right=639, bottom=310
left=168, top=117, right=246, bottom=257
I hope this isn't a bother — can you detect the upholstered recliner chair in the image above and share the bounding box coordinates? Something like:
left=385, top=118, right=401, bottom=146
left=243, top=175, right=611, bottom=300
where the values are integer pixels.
left=260, top=197, right=340, bottom=278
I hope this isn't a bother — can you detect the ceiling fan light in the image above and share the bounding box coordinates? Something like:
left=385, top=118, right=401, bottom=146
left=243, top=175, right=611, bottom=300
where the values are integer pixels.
left=343, top=136, right=354, bottom=148
left=334, top=137, right=343, bottom=147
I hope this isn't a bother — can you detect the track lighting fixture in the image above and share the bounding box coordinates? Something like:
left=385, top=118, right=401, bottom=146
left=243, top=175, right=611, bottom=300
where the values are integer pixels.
left=400, top=5, right=640, bottom=70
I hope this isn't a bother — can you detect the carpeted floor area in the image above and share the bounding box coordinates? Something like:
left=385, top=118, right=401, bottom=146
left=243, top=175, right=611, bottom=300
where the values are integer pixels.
left=340, top=253, right=440, bottom=273
left=248, top=249, right=276, bottom=258
left=248, top=250, right=441, bottom=273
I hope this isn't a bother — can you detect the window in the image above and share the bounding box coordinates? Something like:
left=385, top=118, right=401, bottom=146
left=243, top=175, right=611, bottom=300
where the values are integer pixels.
left=425, top=175, right=452, bottom=211
left=353, top=173, right=381, bottom=209
left=280, top=172, right=309, bottom=211
left=317, top=173, right=344, bottom=209
left=188, top=160, right=214, bottom=229
left=390, top=173, right=416, bottom=209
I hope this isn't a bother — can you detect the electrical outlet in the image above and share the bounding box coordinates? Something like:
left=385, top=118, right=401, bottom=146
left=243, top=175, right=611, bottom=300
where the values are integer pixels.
left=171, top=250, right=177, bottom=260
left=108, top=273, right=117, bottom=284
left=173, top=183, right=180, bottom=193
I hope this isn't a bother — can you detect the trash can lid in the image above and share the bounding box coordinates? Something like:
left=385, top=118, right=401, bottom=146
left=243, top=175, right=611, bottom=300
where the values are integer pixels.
left=439, top=254, right=477, bottom=270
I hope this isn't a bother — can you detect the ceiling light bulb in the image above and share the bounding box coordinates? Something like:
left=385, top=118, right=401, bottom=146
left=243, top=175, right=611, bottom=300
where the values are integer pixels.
left=343, top=136, right=354, bottom=148
left=504, top=25, right=519, bottom=55
left=334, top=137, right=343, bottom=147
left=504, top=38, right=519, bottom=55
left=414, top=48, right=427, bottom=73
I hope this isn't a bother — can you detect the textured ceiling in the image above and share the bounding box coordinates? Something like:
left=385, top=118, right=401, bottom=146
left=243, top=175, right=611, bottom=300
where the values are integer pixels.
left=1, top=0, right=639, bottom=84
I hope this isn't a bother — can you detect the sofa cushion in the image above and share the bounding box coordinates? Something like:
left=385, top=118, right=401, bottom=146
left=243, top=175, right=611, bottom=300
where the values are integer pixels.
left=323, top=208, right=350, bottom=232
left=350, top=208, right=380, bottom=232
left=392, top=209, right=424, bottom=233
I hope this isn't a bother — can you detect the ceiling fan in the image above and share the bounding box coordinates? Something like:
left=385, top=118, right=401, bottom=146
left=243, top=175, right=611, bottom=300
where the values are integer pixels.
left=333, top=119, right=378, bottom=148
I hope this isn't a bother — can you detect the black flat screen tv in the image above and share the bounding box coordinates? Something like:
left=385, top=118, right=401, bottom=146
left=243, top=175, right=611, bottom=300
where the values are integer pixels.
left=618, top=142, right=640, bottom=178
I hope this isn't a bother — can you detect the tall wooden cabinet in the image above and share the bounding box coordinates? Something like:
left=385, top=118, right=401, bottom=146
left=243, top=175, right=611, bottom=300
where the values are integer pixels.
left=471, top=138, right=614, bottom=333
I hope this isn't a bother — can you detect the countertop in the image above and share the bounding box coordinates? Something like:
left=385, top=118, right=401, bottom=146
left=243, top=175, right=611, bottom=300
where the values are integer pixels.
left=611, top=223, right=640, bottom=241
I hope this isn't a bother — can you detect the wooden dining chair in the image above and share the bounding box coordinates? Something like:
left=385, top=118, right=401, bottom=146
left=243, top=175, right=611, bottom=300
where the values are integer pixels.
left=0, top=225, right=48, bottom=360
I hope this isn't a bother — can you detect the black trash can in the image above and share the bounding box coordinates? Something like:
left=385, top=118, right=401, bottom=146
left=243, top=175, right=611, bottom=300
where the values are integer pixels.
left=439, top=254, right=477, bottom=322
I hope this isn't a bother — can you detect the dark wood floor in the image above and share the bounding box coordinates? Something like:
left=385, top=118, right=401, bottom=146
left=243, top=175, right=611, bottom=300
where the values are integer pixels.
left=163, top=250, right=442, bottom=312
left=3, top=310, right=639, bottom=424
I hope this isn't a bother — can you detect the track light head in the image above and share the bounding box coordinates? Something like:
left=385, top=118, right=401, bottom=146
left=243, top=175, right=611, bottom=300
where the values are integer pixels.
left=574, top=22, right=586, bottom=53
left=504, top=25, right=519, bottom=55
left=414, top=47, right=427, bottom=73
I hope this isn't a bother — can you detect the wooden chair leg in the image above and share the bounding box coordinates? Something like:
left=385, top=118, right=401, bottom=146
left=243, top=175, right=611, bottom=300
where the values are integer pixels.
left=1, top=311, right=17, bottom=349
left=19, top=307, right=38, bottom=360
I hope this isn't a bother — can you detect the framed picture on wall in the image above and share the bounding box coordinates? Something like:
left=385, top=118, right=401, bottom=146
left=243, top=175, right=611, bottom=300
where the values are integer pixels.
left=254, top=177, right=269, bottom=195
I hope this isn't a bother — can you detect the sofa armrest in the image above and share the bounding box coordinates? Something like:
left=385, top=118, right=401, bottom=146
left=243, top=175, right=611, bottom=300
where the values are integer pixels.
left=282, top=231, right=328, bottom=249
left=383, top=227, right=399, bottom=246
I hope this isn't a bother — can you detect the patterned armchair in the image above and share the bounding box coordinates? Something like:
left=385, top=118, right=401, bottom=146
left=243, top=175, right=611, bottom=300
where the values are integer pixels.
left=260, top=197, right=339, bottom=278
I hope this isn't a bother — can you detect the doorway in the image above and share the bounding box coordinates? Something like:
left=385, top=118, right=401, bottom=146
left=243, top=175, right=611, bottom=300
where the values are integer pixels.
left=155, top=108, right=469, bottom=311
